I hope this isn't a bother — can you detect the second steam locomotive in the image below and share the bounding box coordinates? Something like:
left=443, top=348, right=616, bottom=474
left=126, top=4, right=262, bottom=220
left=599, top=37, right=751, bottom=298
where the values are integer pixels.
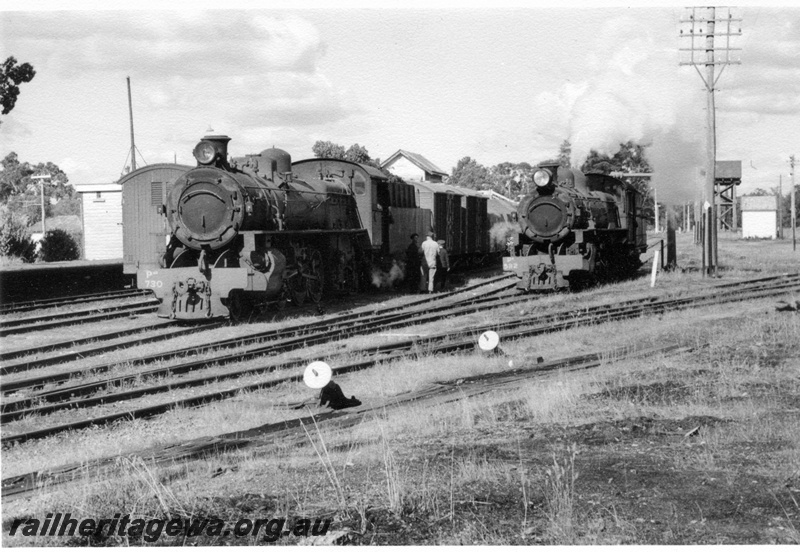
left=503, top=163, right=647, bottom=291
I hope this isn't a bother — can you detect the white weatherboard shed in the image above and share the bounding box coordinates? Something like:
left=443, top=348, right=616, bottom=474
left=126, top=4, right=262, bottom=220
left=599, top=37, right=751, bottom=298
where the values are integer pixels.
left=381, top=150, right=448, bottom=183
left=741, top=195, right=778, bottom=239
left=75, top=183, right=123, bottom=260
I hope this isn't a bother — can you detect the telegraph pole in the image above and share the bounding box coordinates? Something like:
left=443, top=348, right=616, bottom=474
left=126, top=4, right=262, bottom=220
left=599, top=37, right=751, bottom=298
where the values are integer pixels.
left=680, top=6, right=741, bottom=276
left=127, top=76, right=137, bottom=172
left=31, top=173, right=50, bottom=235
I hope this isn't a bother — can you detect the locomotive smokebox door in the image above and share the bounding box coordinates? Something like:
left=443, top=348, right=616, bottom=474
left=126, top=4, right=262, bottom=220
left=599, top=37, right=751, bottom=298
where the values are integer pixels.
left=170, top=168, right=246, bottom=250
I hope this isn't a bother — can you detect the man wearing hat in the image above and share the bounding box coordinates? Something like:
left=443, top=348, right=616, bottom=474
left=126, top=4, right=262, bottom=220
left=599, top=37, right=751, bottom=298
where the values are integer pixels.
left=421, top=231, right=439, bottom=293
left=435, top=239, right=450, bottom=291
left=405, top=233, right=422, bottom=293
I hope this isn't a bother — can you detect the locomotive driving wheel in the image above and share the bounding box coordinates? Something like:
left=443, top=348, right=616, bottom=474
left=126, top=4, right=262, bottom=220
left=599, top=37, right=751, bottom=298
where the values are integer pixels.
left=288, top=271, right=307, bottom=306
left=305, top=249, right=325, bottom=303
left=227, top=290, right=253, bottom=321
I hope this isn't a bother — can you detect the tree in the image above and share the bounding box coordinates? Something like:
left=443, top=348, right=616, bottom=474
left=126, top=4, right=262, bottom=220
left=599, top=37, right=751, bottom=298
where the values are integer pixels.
left=448, top=157, right=492, bottom=190
left=312, top=140, right=346, bottom=159
left=52, top=194, right=82, bottom=218
left=311, top=140, right=383, bottom=170
left=0, top=152, right=72, bottom=225
left=0, top=57, right=36, bottom=120
left=489, top=162, right=533, bottom=198
left=779, top=186, right=800, bottom=229
left=344, top=144, right=371, bottom=164
left=38, top=228, right=81, bottom=262
left=0, top=205, right=36, bottom=262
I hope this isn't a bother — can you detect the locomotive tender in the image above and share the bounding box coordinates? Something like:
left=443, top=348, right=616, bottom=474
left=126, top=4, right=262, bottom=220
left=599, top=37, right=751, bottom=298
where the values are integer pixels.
left=503, top=163, right=646, bottom=291
left=134, top=135, right=514, bottom=320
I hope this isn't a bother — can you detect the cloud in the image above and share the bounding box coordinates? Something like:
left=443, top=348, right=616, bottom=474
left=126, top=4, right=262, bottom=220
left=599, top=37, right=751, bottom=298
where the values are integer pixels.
left=8, top=11, right=324, bottom=78
left=716, top=8, right=800, bottom=116
left=2, top=11, right=361, bottom=144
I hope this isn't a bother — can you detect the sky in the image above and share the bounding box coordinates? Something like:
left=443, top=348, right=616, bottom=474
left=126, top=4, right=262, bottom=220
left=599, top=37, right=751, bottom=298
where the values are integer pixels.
left=2, top=1, right=799, bottom=204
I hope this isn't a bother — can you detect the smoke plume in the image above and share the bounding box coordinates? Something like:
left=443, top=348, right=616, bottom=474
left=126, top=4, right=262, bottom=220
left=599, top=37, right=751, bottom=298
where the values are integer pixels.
left=565, top=14, right=706, bottom=205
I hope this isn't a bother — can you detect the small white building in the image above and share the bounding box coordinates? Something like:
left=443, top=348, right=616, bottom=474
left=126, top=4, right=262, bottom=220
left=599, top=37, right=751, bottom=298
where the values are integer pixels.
left=75, top=183, right=123, bottom=260
left=741, top=195, right=778, bottom=239
left=381, top=150, right=448, bottom=183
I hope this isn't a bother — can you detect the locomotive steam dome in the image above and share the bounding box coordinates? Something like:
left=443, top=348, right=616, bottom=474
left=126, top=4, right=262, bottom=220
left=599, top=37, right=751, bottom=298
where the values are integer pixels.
left=259, top=147, right=292, bottom=175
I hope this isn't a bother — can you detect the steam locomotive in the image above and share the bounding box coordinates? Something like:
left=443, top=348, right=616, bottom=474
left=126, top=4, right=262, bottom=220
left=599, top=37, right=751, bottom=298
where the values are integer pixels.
left=132, top=135, right=515, bottom=320
left=503, top=163, right=646, bottom=291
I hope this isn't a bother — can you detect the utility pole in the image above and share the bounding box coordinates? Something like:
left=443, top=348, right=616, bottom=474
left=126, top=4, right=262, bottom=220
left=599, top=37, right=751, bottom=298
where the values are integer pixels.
left=680, top=6, right=741, bottom=276
left=127, top=76, right=137, bottom=172
left=792, top=155, right=797, bottom=251
left=31, top=173, right=50, bottom=235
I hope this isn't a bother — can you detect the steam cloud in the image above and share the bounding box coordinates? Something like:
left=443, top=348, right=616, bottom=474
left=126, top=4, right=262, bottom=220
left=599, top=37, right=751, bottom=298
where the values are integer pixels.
left=371, top=260, right=405, bottom=289
left=564, top=15, right=706, bottom=205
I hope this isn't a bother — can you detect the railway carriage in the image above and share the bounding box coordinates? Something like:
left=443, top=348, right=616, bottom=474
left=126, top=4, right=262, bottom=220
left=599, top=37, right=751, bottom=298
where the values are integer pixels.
left=120, top=163, right=193, bottom=279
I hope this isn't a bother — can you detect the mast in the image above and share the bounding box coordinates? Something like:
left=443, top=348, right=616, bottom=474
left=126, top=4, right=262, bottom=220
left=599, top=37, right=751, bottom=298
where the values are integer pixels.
left=127, top=76, right=136, bottom=172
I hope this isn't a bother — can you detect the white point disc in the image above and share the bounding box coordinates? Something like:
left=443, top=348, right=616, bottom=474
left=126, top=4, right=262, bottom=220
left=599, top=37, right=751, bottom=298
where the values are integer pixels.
left=303, top=361, right=332, bottom=389
left=478, top=331, right=500, bottom=352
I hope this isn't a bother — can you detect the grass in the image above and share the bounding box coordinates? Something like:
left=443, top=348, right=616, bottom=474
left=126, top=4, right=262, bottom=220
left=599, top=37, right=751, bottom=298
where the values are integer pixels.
left=3, top=231, right=800, bottom=545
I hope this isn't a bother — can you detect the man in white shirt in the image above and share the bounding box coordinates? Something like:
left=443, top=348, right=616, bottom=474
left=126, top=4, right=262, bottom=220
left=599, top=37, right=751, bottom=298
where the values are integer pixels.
left=421, top=231, right=440, bottom=293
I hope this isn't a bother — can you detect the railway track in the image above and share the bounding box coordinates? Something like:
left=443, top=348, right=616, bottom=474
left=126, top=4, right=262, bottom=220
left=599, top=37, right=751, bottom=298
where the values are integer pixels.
left=2, top=272, right=798, bottom=446
left=0, top=277, right=518, bottom=397
left=0, top=289, right=151, bottom=315
left=0, top=339, right=699, bottom=500
left=0, top=274, right=512, bottom=370
left=0, top=300, right=160, bottom=337
left=0, top=321, right=224, bottom=374
left=0, top=275, right=515, bottom=385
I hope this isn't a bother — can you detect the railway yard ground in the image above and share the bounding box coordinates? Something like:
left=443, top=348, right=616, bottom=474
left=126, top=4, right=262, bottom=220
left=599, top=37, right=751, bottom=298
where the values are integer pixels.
left=2, top=231, right=800, bottom=545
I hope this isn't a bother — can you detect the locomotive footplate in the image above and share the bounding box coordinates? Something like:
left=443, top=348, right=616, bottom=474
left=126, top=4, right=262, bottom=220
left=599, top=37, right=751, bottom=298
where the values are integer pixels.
left=502, top=254, right=586, bottom=291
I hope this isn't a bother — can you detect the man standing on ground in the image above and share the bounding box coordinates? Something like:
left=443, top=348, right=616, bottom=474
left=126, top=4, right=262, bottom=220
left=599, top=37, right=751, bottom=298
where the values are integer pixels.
left=421, top=231, right=439, bottom=293
left=405, top=233, right=422, bottom=293
left=435, top=239, right=449, bottom=291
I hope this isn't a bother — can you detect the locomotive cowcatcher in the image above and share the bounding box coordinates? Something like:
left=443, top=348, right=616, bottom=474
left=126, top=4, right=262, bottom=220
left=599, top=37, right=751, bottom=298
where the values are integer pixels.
left=503, top=162, right=647, bottom=291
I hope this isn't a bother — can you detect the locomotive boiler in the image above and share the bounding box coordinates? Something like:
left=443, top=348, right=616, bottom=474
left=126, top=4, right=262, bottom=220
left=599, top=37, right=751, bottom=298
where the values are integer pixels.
left=503, top=163, right=646, bottom=291
left=139, top=135, right=370, bottom=319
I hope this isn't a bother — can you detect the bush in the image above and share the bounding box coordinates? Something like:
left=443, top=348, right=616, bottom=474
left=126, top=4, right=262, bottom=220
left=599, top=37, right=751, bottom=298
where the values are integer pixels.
left=0, top=205, right=36, bottom=262
left=38, top=228, right=81, bottom=262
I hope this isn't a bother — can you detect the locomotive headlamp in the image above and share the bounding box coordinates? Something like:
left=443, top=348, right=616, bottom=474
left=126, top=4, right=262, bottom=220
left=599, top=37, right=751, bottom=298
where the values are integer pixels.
left=533, top=169, right=552, bottom=187
left=193, top=141, right=217, bottom=165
